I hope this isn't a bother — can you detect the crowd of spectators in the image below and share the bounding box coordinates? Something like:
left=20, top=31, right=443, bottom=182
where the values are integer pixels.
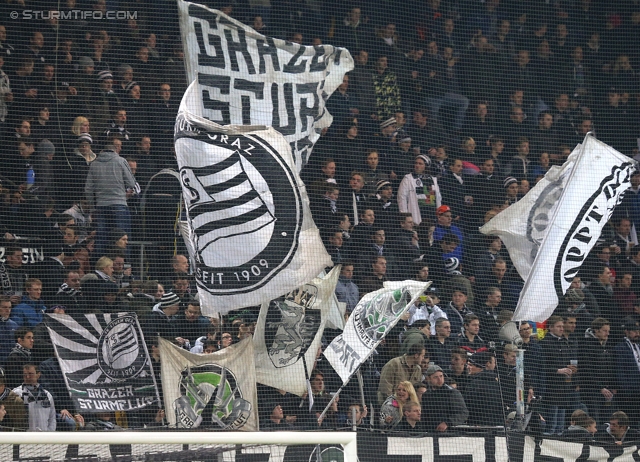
left=0, top=0, right=638, bottom=446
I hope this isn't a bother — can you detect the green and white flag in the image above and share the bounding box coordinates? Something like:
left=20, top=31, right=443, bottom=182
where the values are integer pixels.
left=323, top=281, right=429, bottom=384
left=159, top=337, right=258, bottom=431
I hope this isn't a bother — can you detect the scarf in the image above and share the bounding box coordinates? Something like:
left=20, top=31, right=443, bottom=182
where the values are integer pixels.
left=412, top=173, right=436, bottom=208
left=57, top=282, right=80, bottom=297
left=625, top=337, right=640, bottom=372
left=0, top=263, right=11, bottom=294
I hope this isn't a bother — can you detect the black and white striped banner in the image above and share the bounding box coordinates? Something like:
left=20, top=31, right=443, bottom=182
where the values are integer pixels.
left=46, top=312, right=160, bottom=413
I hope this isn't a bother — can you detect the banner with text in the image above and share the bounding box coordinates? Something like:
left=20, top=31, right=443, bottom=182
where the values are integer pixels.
left=175, top=109, right=331, bottom=314
left=177, top=0, right=354, bottom=170
left=481, top=135, right=636, bottom=322
left=46, top=312, right=160, bottom=413
left=324, top=281, right=429, bottom=384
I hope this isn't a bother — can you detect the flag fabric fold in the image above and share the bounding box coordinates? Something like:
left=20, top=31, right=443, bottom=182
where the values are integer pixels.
left=481, top=135, right=636, bottom=322
left=253, top=266, right=340, bottom=396
left=175, top=109, right=332, bottom=315
left=323, top=281, right=429, bottom=384
left=159, top=337, right=258, bottom=431
left=177, top=0, right=353, bottom=170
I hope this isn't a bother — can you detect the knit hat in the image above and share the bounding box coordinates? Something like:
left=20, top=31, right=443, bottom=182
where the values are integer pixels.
left=97, top=69, right=113, bottom=81
left=38, top=139, right=55, bottom=155
left=110, top=227, right=127, bottom=244
left=376, top=179, right=392, bottom=192
left=426, top=364, right=443, bottom=376
left=503, top=176, right=518, bottom=188
left=159, top=292, right=181, bottom=309
left=445, top=257, right=460, bottom=275
left=125, top=81, right=138, bottom=93
left=78, top=56, right=94, bottom=68
left=399, top=135, right=412, bottom=143
left=451, top=286, right=467, bottom=297
left=380, top=117, right=396, bottom=129
left=436, top=205, right=450, bottom=215
left=417, top=154, right=431, bottom=167
left=78, top=133, right=93, bottom=145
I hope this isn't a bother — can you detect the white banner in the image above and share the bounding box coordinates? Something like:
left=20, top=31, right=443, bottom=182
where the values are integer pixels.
left=175, top=109, right=332, bottom=315
left=323, top=281, right=428, bottom=384
left=159, top=337, right=259, bottom=431
left=177, top=0, right=353, bottom=170
left=253, top=266, right=340, bottom=396
left=481, top=135, right=636, bottom=322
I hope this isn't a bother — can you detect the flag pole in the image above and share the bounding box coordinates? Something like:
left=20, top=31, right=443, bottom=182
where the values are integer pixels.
left=317, top=375, right=352, bottom=424
left=356, top=369, right=366, bottom=410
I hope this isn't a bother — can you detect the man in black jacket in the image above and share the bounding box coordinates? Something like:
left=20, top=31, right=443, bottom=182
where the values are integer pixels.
left=464, top=351, right=505, bottom=426
left=422, top=364, right=469, bottom=432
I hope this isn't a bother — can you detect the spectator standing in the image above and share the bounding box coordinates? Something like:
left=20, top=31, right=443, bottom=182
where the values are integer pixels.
left=85, top=134, right=137, bottom=257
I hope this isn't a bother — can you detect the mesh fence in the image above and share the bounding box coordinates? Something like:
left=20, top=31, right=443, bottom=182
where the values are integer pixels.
left=0, top=0, right=639, bottom=460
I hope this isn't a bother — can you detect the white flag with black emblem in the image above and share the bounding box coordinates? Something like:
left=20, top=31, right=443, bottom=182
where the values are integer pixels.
left=481, top=135, right=637, bottom=322
left=159, top=337, right=258, bottom=431
left=176, top=104, right=332, bottom=315
left=177, top=0, right=353, bottom=170
left=253, top=266, right=340, bottom=396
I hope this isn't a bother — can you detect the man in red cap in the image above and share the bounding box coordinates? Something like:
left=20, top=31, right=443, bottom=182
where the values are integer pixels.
left=433, top=205, right=464, bottom=262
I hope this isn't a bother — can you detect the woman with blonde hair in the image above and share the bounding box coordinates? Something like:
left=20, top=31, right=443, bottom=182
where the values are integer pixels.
left=379, top=381, right=420, bottom=428
left=71, top=116, right=91, bottom=136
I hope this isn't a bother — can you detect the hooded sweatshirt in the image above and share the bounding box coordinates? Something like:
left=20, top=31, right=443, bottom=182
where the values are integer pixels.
left=84, top=150, right=137, bottom=207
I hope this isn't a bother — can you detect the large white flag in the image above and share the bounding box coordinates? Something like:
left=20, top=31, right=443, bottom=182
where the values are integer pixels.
left=177, top=0, right=353, bottom=170
left=159, top=337, right=259, bottom=431
left=253, top=266, right=340, bottom=396
left=481, top=135, right=636, bottom=322
left=323, top=281, right=428, bottom=384
left=175, top=108, right=332, bottom=315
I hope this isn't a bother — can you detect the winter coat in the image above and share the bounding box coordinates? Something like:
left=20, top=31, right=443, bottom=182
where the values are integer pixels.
left=4, top=344, right=32, bottom=389
left=463, top=370, right=504, bottom=426
left=141, top=304, right=177, bottom=340
left=12, top=384, right=56, bottom=431
left=540, top=333, right=574, bottom=402
left=422, top=384, right=469, bottom=431
left=578, top=330, right=614, bottom=395
left=0, top=318, right=17, bottom=366
left=10, top=296, right=45, bottom=327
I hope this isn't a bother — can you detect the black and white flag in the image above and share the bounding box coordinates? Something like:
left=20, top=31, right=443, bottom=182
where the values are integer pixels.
left=481, top=135, right=637, bottom=322
left=46, top=313, right=160, bottom=413
left=175, top=109, right=332, bottom=314
left=253, top=266, right=339, bottom=396
left=177, top=0, right=353, bottom=170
